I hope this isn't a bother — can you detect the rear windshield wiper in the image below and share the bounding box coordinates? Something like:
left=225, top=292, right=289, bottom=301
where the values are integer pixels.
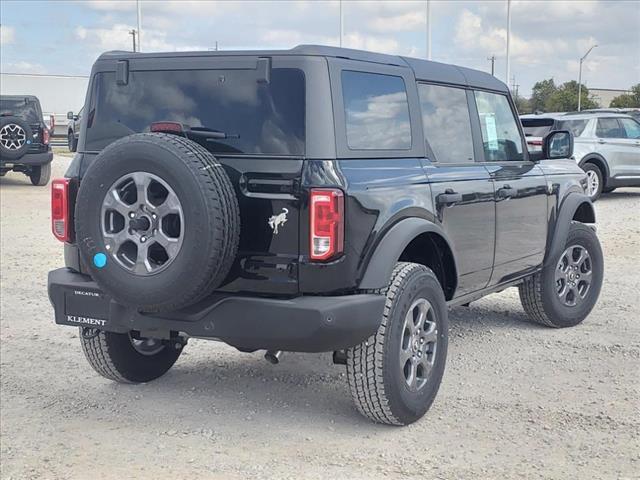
left=188, top=126, right=239, bottom=141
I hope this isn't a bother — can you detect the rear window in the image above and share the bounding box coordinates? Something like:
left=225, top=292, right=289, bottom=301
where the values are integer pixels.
left=0, top=98, right=41, bottom=123
left=85, top=68, right=305, bottom=155
left=521, top=118, right=554, bottom=137
left=556, top=119, right=589, bottom=137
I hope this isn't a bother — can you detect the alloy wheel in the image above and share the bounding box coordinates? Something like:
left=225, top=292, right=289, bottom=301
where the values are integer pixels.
left=555, top=244, right=593, bottom=307
left=0, top=124, right=26, bottom=150
left=399, top=298, right=438, bottom=392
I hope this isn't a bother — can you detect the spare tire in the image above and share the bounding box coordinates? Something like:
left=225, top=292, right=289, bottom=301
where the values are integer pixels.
left=75, top=133, right=240, bottom=312
left=0, top=116, right=33, bottom=161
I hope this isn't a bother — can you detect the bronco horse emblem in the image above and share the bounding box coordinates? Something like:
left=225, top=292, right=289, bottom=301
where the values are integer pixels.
left=268, top=208, right=289, bottom=234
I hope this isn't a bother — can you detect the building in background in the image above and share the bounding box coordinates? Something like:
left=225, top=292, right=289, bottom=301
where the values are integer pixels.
left=589, top=88, right=630, bottom=108
left=0, top=73, right=89, bottom=136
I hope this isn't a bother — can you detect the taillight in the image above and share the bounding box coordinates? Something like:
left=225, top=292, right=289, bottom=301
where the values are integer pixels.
left=51, top=179, right=70, bottom=242
left=150, top=121, right=184, bottom=134
left=42, top=127, right=50, bottom=145
left=310, top=188, right=344, bottom=261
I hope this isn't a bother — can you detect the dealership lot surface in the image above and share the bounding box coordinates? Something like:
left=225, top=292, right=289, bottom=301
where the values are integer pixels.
left=1, top=157, right=638, bottom=479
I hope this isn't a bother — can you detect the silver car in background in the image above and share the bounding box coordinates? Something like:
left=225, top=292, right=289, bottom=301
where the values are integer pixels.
left=521, top=112, right=640, bottom=200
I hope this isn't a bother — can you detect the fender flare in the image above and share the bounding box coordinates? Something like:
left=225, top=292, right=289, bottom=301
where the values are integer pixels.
left=359, top=217, right=458, bottom=290
left=544, top=192, right=595, bottom=267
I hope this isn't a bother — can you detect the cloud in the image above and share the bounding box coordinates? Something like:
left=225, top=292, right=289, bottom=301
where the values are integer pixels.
left=368, top=11, right=425, bottom=33
left=2, top=61, right=47, bottom=74
left=1, top=25, right=15, bottom=45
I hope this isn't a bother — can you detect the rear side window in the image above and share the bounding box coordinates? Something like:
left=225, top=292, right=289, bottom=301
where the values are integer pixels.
left=341, top=71, right=411, bottom=150
left=417, top=83, right=474, bottom=163
left=474, top=91, right=524, bottom=161
left=521, top=118, right=554, bottom=137
left=556, top=119, right=589, bottom=137
left=85, top=68, right=305, bottom=155
left=595, top=118, right=623, bottom=138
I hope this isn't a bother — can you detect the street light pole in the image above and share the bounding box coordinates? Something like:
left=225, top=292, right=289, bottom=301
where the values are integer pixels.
left=505, top=0, right=511, bottom=85
left=339, top=0, right=344, bottom=47
left=577, top=44, right=597, bottom=111
left=129, top=29, right=137, bottom=52
left=136, top=0, right=142, bottom=52
left=426, top=0, right=431, bottom=60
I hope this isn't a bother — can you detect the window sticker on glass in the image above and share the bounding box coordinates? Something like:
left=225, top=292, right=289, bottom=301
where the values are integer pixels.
left=485, top=114, right=499, bottom=150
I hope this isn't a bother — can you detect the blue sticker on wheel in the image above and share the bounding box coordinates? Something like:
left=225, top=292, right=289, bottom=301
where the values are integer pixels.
left=93, top=252, right=107, bottom=268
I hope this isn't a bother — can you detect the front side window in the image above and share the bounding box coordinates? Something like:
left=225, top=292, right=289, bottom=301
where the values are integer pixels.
left=341, top=71, right=411, bottom=150
left=596, top=118, right=623, bottom=138
left=556, top=119, right=589, bottom=137
left=85, top=68, right=305, bottom=155
left=474, top=91, right=524, bottom=161
left=417, top=83, right=474, bottom=163
left=619, top=118, right=640, bottom=139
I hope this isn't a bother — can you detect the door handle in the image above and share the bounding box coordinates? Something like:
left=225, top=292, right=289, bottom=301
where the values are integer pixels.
left=437, top=189, right=463, bottom=206
left=597, top=139, right=606, bottom=144
left=497, top=185, right=518, bottom=199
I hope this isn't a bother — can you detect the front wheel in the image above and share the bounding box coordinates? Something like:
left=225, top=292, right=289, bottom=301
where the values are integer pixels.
left=346, top=262, right=448, bottom=425
left=80, top=329, right=183, bottom=383
left=68, top=131, right=77, bottom=152
left=519, top=223, right=603, bottom=328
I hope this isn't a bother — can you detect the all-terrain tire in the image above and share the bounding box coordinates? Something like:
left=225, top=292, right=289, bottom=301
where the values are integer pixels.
left=75, top=133, right=240, bottom=312
left=68, top=131, right=77, bottom=152
left=0, top=116, right=33, bottom=161
left=29, top=162, right=51, bottom=186
left=346, top=262, right=448, bottom=426
left=582, top=163, right=604, bottom=201
left=519, top=222, right=603, bottom=328
left=80, top=329, right=181, bottom=383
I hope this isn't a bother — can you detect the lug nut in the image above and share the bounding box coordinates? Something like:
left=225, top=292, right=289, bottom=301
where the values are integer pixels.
left=129, top=212, right=135, bottom=218
left=152, top=213, right=157, bottom=219
left=140, top=236, right=147, bottom=243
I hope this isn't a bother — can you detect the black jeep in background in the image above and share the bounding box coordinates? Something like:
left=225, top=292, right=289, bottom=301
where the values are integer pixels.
left=0, top=95, right=53, bottom=186
left=47, top=46, right=603, bottom=425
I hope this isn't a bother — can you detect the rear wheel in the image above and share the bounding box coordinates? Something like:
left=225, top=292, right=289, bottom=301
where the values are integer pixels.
left=80, top=328, right=182, bottom=383
left=29, top=162, right=51, bottom=186
left=582, top=163, right=603, bottom=201
left=519, top=223, right=603, bottom=328
left=346, top=262, right=448, bottom=425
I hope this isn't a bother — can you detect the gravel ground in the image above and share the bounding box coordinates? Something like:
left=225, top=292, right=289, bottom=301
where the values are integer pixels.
left=1, top=157, right=639, bottom=479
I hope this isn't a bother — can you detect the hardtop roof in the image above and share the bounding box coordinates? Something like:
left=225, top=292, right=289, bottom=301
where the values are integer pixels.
left=97, top=44, right=508, bottom=92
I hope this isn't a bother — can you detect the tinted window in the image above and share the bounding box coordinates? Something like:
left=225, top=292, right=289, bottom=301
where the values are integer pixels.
left=619, top=117, right=640, bottom=139
left=521, top=118, right=554, bottom=137
left=556, top=119, right=589, bottom=137
left=85, top=68, right=305, bottom=155
left=341, top=71, right=411, bottom=150
left=596, top=118, right=623, bottom=139
left=474, top=91, right=524, bottom=161
left=417, top=83, right=474, bottom=163
left=0, top=98, right=41, bottom=123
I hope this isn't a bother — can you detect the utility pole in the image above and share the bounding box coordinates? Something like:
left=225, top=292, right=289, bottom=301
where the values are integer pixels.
left=339, top=0, right=344, bottom=47
left=505, top=0, right=511, bottom=84
left=136, top=0, right=142, bottom=52
left=425, top=0, right=432, bottom=60
left=488, top=54, right=495, bottom=75
left=578, top=44, right=597, bottom=111
left=129, top=29, right=137, bottom=52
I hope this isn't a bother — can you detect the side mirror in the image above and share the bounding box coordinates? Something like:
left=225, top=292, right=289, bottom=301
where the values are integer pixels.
left=542, top=130, right=573, bottom=160
left=67, top=111, right=74, bottom=120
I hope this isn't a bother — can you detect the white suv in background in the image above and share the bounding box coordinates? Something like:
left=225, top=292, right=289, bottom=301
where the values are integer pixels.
left=521, top=112, right=640, bottom=200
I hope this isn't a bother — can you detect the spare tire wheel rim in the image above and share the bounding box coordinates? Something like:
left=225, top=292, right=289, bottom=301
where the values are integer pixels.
left=0, top=123, right=27, bottom=150
left=101, top=171, right=184, bottom=275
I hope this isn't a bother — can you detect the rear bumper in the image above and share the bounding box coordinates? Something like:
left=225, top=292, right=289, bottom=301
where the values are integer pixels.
left=1, top=150, right=53, bottom=166
left=47, top=268, right=385, bottom=352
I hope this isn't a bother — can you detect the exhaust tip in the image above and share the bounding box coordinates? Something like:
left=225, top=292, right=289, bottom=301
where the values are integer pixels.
left=264, top=350, right=282, bottom=365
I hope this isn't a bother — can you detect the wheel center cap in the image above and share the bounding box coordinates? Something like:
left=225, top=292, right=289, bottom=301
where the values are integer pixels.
left=130, top=215, right=151, bottom=232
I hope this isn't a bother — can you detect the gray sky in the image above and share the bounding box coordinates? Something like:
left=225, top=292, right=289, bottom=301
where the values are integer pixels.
left=1, top=0, right=639, bottom=96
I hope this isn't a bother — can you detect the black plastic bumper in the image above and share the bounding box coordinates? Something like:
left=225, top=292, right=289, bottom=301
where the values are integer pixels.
left=1, top=150, right=53, bottom=166
left=47, top=268, right=385, bottom=352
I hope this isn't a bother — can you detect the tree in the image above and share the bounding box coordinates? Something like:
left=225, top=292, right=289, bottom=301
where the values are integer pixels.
left=545, top=81, right=597, bottom=112
left=513, top=96, right=531, bottom=114
left=530, top=78, right=556, bottom=113
left=610, top=84, right=640, bottom=108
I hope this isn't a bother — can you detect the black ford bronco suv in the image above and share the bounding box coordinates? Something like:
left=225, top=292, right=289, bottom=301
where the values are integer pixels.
left=48, top=46, right=603, bottom=425
left=0, top=95, right=53, bottom=185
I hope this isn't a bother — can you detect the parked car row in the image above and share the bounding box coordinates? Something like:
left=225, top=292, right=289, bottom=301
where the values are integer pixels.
left=521, top=110, right=640, bottom=200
